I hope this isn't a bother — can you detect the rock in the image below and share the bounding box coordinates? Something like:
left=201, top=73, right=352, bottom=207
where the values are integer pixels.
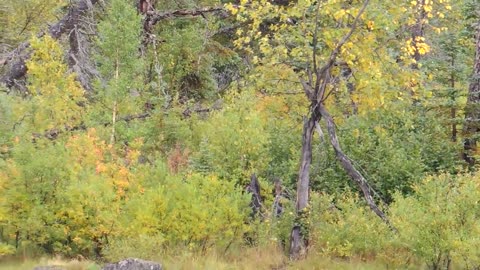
left=102, top=258, right=162, bottom=270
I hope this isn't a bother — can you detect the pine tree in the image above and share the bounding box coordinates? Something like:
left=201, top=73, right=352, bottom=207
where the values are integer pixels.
left=93, top=0, right=144, bottom=144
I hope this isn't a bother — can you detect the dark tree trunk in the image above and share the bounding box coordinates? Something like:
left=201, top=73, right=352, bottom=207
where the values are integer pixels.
left=450, top=57, right=457, bottom=142
left=272, top=178, right=284, bottom=217
left=289, top=111, right=319, bottom=259
left=410, top=0, right=426, bottom=69
left=247, top=173, right=262, bottom=217
left=1, top=0, right=100, bottom=90
left=463, top=23, right=480, bottom=166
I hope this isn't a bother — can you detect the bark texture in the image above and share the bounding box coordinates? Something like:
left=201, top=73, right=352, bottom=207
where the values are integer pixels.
left=1, top=0, right=99, bottom=90
left=290, top=113, right=318, bottom=259
left=463, top=23, right=480, bottom=166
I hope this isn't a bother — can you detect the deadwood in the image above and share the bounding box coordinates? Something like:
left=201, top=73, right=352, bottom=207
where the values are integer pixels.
left=146, top=6, right=225, bottom=25
left=1, top=0, right=100, bottom=90
left=246, top=173, right=263, bottom=217
left=463, top=22, right=480, bottom=166
left=1, top=2, right=228, bottom=91
left=317, top=105, right=393, bottom=228
left=290, top=0, right=395, bottom=259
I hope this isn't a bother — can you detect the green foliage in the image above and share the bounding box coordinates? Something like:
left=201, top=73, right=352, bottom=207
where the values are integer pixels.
left=95, top=0, right=143, bottom=88
left=24, top=35, right=85, bottom=131
left=2, top=0, right=480, bottom=267
left=105, top=170, right=250, bottom=259
left=152, top=0, right=239, bottom=102
left=309, top=193, right=392, bottom=260
left=90, top=0, right=145, bottom=143
left=0, top=0, right=65, bottom=45
left=312, top=103, right=461, bottom=202
left=191, top=91, right=270, bottom=183
left=390, top=173, right=480, bottom=269
left=0, top=242, right=15, bottom=257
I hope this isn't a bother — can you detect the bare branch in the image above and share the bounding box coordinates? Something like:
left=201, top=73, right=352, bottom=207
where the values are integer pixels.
left=145, top=6, right=226, bottom=29
left=317, top=104, right=395, bottom=230
left=1, top=0, right=100, bottom=89
left=314, top=0, right=370, bottom=97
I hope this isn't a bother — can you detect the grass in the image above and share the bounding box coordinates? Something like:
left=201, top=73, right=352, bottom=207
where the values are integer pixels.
left=0, top=247, right=419, bottom=270
left=0, top=257, right=100, bottom=270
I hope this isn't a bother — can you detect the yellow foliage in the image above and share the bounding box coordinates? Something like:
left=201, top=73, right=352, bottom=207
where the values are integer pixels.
left=26, top=35, right=85, bottom=131
left=1, top=0, right=66, bottom=44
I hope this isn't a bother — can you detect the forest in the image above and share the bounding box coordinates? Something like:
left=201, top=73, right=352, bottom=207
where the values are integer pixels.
left=1, top=0, right=480, bottom=269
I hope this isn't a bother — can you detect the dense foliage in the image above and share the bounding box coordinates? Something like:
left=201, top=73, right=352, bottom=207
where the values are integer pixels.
left=1, top=0, right=480, bottom=269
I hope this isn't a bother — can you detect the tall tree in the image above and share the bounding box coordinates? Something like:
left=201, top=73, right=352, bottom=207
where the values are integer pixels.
left=463, top=4, right=480, bottom=165
left=225, top=0, right=411, bottom=258
left=93, top=0, right=144, bottom=144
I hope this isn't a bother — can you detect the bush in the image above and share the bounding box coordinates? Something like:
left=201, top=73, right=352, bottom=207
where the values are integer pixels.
left=104, top=171, right=251, bottom=260
left=390, top=173, right=480, bottom=269
left=312, top=104, right=461, bottom=202
left=0, top=242, right=15, bottom=257
left=309, top=193, right=392, bottom=260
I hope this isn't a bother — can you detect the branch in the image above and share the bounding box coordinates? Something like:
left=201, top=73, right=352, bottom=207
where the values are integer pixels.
left=314, top=0, right=370, bottom=97
left=317, top=104, right=396, bottom=230
left=145, top=6, right=226, bottom=28
left=1, top=0, right=100, bottom=89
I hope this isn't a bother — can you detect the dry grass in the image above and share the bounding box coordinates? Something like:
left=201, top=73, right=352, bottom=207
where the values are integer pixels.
left=0, top=257, right=99, bottom=270
left=0, top=246, right=417, bottom=270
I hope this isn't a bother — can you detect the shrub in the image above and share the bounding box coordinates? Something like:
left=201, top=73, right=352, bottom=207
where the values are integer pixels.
left=104, top=172, right=251, bottom=260
left=390, top=173, right=480, bottom=269
left=309, top=193, right=392, bottom=260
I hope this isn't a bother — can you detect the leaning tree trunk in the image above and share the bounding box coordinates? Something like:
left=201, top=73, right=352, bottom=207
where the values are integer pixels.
left=289, top=110, right=319, bottom=260
left=463, top=22, right=480, bottom=166
left=318, top=105, right=391, bottom=226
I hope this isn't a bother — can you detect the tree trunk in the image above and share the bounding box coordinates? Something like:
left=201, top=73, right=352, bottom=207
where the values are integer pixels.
left=247, top=173, right=262, bottom=217
left=463, top=23, right=480, bottom=166
left=289, top=111, right=318, bottom=260
left=450, top=57, right=457, bottom=142
left=318, top=104, right=393, bottom=227
left=1, top=0, right=100, bottom=90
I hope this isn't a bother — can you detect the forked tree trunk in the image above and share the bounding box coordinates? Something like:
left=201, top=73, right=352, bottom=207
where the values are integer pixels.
left=463, top=23, right=480, bottom=166
left=289, top=111, right=319, bottom=259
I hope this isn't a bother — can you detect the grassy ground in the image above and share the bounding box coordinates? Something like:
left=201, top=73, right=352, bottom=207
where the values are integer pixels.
left=0, top=247, right=418, bottom=270
left=0, top=259, right=393, bottom=270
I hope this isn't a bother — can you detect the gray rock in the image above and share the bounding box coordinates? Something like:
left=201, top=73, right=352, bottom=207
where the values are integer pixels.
left=102, top=258, right=162, bottom=270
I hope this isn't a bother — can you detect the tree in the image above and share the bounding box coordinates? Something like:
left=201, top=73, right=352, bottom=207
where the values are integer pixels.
left=92, top=0, right=144, bottom=145
left=226, top=0, right=402, bottom=258
left=463, top=3, right=480, bottom=165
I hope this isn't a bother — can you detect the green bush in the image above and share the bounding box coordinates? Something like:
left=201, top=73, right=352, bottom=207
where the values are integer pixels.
left=390, top=173, right=480, bottom=269
left=0, top=242, right=15, bottom=257
left=309, top=193, right=392, bottom=260
left=191, top=92, right=270, bottom=183
left=105, top=171, right=251, bottom=260
left=313, top=104, right=461, bottom=202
